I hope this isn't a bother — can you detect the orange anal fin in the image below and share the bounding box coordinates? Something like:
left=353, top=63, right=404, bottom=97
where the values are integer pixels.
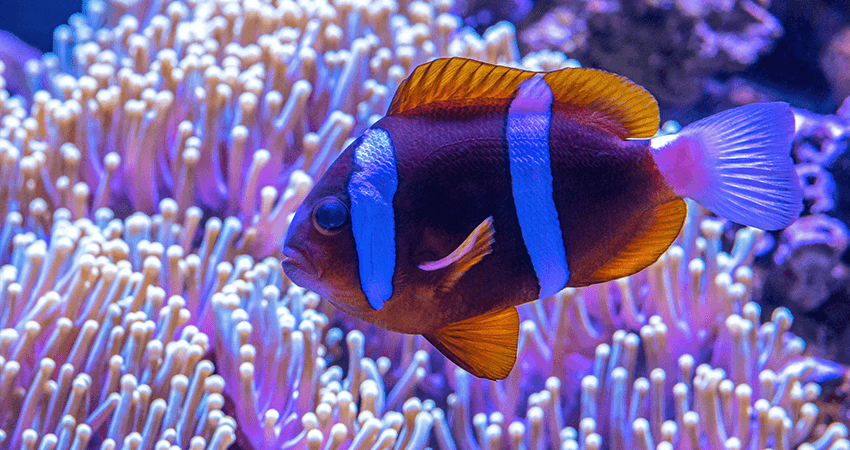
left=424, top=306, right=519, bottom=380
left=588, top=199, right=687, bottom=284
left=419, top=216, right=495, bottom=294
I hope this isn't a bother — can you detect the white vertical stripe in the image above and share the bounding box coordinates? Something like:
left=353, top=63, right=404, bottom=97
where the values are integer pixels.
left=507, top=75, right=570, bottom=298
left=348, top=128, right=398, bottom=310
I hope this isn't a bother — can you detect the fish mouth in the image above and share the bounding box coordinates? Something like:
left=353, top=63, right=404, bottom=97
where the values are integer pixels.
left=281, top=245, right=319, bottom=280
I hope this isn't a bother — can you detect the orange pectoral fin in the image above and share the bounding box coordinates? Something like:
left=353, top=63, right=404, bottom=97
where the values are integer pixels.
left=424, top=306, right=520, bottom=380
left=419, top=216, right=495, bottom=294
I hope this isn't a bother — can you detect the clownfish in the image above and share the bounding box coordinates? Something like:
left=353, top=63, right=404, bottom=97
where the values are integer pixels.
left=282, top=58, right=802, bottom=380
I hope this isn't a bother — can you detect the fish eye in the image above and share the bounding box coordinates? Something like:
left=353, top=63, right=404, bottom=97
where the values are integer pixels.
left=313, top=198, right=349, bottom=235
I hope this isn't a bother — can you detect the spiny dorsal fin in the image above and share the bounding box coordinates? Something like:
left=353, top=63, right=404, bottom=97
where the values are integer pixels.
left=587, top=199, right=687, bottom=284
left=388, top=58, right=659, bottom=138
left=424, top=306, right=519, bottom=380
left=388, top=58, right=535, bottom=117
left=419, top=216, right=495, bottom=294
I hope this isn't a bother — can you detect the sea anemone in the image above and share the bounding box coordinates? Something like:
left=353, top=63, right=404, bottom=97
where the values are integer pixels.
left=0, top=206, right=236, bottom=449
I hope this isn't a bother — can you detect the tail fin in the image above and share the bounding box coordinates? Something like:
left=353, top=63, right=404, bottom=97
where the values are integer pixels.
left=650, top=102, right=802, bottom=230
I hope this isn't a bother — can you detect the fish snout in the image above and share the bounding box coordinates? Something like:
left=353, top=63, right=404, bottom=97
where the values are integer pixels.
left=281, top=244, right=320, bottom=280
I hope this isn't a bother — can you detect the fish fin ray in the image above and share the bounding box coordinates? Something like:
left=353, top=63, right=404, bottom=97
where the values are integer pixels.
left=543, top=68, right=659, bottom=138
left=387, top=58, right=536, bottom=116
left=586, top=199, right=687, bottom=284
left=419, top=216, right=495, bottom=294
left=424, top=306, right=519, bottom=380
left=650, top=102, right=802, bottom=230
left=388, top=58, right=658, bottom=138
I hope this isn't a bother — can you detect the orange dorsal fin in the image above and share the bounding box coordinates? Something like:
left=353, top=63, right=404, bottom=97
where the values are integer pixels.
left=388, top=58, right=659, bottom=138
left=419, top=216, right=495, bottom=294
left=543, top=67, right=659, bottom=138
left=387, top=58, right=535, bottom=117
left=424, top=306, right=519, bottom=380
left=588, top=199, right=687, bottom=284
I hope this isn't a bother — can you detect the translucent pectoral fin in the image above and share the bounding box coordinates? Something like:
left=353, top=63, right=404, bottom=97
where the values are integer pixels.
left=419, top=216, right=495, bottom=294
left=424, top=306, right=519, bottom=380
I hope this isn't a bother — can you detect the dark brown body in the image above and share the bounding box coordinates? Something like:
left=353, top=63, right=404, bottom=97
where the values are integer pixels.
left=284, top=57, right=799, bottom=380
left=327, top=109, right=677, bottom=334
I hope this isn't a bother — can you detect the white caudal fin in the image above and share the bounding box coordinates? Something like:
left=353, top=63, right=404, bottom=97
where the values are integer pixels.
left=650, top=102, right=802, bottom=230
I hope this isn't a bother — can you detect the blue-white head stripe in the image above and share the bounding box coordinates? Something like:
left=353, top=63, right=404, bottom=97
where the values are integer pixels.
left=348, top=128, right=398, bottom=310
left=507, top=75, right=570, bottom=298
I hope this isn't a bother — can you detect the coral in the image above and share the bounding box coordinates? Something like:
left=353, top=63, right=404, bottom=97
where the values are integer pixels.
left=770, top=214, right=850, bottom=313
left=451, top=0, right=533, bottom=31
left=791, top=102, right=850, bottom=217
left=518, top=6, right=588, bottom=56
left=519, top=0, right=783, bottom=108
left=820, top=26, right=850, bottom=102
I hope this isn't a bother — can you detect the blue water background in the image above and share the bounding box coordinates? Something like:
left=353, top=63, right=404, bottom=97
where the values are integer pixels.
left=1, top=0, right=83, bottom=54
